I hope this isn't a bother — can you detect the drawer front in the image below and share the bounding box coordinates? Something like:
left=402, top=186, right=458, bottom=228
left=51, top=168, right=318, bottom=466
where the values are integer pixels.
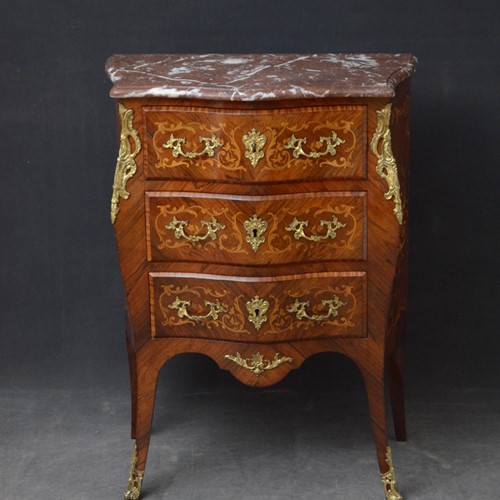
left=144, top=105, right=367, bottom=182
left=150, top=272, right=367, bottom=342
left=146, top=191, right=366, bottom=264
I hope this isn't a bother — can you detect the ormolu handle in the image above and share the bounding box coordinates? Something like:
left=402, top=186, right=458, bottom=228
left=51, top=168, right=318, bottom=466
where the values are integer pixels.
left=162, top=133, right=223, bottom=158
left=165, top=216, right=225, bottom=242
left=284, top=130, right=345, bottom=159
left=168, top=296, right=228, bottom=322
left=287, top=295, right=346, bottom=321
left=285, top=215, right=346, bottom=242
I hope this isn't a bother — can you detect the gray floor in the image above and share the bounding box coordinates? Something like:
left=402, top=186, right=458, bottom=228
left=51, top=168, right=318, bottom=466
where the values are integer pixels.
left=1, top=357, right=499, bottom=500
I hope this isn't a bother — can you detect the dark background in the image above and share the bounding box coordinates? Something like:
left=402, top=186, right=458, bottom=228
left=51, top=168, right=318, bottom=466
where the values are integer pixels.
left=0, top=1, right=498, bottom=498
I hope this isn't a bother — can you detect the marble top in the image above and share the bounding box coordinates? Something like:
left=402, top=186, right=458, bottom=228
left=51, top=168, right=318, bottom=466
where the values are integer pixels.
left=105, top=53, right=417, bottom=100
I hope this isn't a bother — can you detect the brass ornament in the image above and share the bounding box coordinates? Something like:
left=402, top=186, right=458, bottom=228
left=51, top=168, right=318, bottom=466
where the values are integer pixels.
left=162, top=132, right=223, bottom=158
left=284, top=130, right=345, bottom=158
left=242, top=128, right=267, bottom=167
left=154, top=203, right=358, bottom=257
left=158, top=283, right=357, bottom=336
left=111, top=103, right=141, bottom=224
left=380, top=447, right=403, bottom=500
left=164, top=216, right=225, bottom=242
left=224, top=352, right=293, bottom=375
left=167, top=296, right=228, bottom=323
left=287, top=295, right=346, bottom=322
left=370, top=104, right=403, bottom=224
left=124, top=444, right=144, bottom=500
left=245, top=296, right=270, bottom=330
left=285, top=215, right=346, bottom=242
left=244, top=214, right=268, bottom=252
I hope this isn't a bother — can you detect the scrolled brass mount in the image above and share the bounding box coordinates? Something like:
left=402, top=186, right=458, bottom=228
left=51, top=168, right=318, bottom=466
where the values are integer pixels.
left=370, top=104, right=403, bottom=224
left=285, top=214, right=346, bottom=242
left=242, top=128, right=267, bottom=167
left=245, top=296, right=270, bottom=330
left=164, top=216, right=225, bottom=242
left=124, top=444, right=144, bottom=500
left=162, top=133, right=223, bottom=158
left=287, top=295, right=346, bottom=322
left=111, top=104, right=141, bottom=224
left=224, top=352, right=293, bottom=375
left=381, top=447, right=403, bottom=500
left=284, top=130, right=345, bottom=159
left=244, top=214, right=268, bottom=252
left=168, top=296, right=228, bottom=322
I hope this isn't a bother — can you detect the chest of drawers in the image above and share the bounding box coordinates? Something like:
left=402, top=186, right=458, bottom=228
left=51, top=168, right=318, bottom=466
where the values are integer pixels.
left=106, top=53, right=417, bottom=500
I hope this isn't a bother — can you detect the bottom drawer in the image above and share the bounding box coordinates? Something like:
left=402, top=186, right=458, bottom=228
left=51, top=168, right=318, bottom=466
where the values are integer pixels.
left=150, top=272, right=366, bottom=342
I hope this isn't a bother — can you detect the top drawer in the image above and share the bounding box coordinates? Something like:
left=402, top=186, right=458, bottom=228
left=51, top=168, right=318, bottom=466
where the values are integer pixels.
left=143, top=105, right=367, bottom=182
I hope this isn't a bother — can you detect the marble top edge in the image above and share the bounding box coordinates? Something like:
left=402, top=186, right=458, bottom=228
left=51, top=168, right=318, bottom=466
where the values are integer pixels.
left=105, top=53, right=417, bottom=100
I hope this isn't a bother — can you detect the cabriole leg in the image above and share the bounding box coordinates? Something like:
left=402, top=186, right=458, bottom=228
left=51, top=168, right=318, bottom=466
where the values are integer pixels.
left=123, top=345, right=163, bottom=499
left=360, top=359, right=403, bottom=500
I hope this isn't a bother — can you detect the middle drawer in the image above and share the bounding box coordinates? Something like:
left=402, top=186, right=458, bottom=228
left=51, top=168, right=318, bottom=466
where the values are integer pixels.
left=146, top=191, right=366, bottom=265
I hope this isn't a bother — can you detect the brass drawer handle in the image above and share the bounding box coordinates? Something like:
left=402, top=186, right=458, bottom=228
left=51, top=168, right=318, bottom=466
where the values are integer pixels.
left=165, top=216, right=225, bottom=242
left=225, top=352, right=293, bottom=375
left=285, top=215, right=346, bottom=242
left=168, top=296, right=228, bottom=322
left=284, top=130, right=345, bottom=159
left=287, top=295, right=346, bottom=322
left=162, top=133, right=223, bottom=158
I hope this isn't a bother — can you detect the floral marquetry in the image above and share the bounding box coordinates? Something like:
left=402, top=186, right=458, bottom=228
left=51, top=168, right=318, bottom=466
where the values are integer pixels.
left=152, top=273, right=366, bottom=341
left=106, top=53, right=416, bottom=500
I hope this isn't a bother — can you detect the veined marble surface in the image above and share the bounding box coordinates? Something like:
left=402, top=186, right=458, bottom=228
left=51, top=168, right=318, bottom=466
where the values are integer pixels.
left=105, top=53, right=417, bottom=100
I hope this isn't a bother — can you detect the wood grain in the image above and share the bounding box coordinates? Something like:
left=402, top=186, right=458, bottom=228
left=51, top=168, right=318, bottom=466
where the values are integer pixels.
left=143, top=105, right=367, bottom=182
left=149, top=271, right=367, bottom=342
left=111, top=76, right=412, bottom=491
left=146, top=190, right=366, bottom=264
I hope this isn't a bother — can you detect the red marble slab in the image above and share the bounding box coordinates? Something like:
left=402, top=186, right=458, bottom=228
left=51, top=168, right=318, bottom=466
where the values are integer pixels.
left=105, top=53, right=417, bottom=100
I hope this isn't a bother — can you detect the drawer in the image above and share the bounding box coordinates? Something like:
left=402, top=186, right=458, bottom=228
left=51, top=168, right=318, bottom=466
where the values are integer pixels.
left=143, top=105, right=367, bottom=182
left=149, top=272, right=367, bottom=342
left=146, top=191, right=366, bottom=264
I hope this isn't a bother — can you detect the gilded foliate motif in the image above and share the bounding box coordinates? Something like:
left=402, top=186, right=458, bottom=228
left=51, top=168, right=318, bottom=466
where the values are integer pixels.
left=244, top=214, right=268, bottom=252
left=159, top=285, right=229, bottom=328
left=157, top=283, right=356, bottom=336
left=224, top=352, right=293, bottom=375
left=283, top=130, right=345, bottom=159
left=153, top=204, right=356, bottom=258
left=124, top=444, right=144, bottom=500
left=263, top=119, right=356, bottom=171
left=285, top=214, right=346, bottom=242
left=246, top=296, right=270, bottom=330
left=370, top=104, right=403, bottom=224
left=242, top=128, right=267, bottom=167
left=162, top=133, right=223, bottom=158
left=154, top=205, right=246, bottom=254
left=152, top=114, right=358, bottom=175
left=380, top=447, right=403, bottom=500
left=153, top=121, right=244, bottom=172
left=287, top=295, right=346, bottom=322
left=263, top=204, right=357, bottom=257
left=111, top=104, right=141, bottom=224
